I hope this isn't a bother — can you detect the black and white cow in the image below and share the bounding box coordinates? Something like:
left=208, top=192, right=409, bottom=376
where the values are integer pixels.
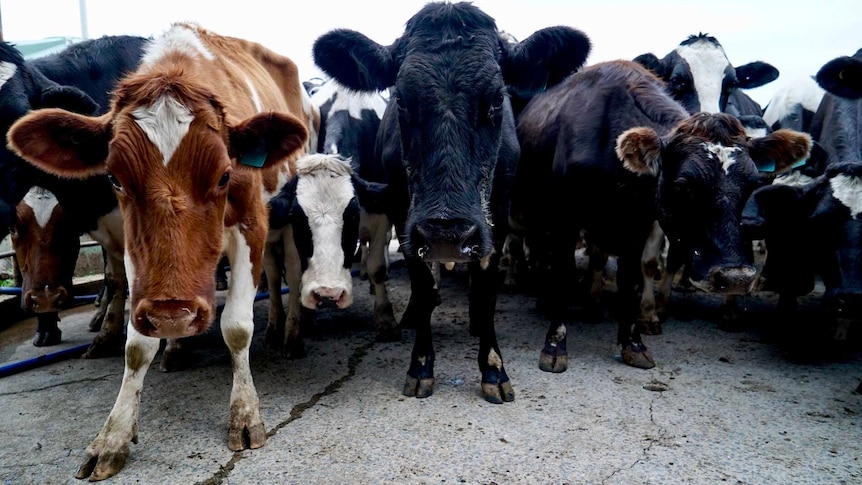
left=513, top=60, right=811, bottom=372
left=265, top=153, right=387, bottom=357
left=0, top=36, right=147, bottom=357
left=743, top=49, right=862, bottom=348
left=762, top=75, right=825, bottom=133
left=312, top=1, right=591, bottom=403
left=306, top=78, right=398, bottom=341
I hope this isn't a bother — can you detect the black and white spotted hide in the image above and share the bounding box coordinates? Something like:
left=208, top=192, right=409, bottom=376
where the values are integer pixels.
left=269, top=153, right=386, bottom=309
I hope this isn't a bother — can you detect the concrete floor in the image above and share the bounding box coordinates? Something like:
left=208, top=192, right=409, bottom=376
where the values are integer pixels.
left=1, top=253, right=861, bottom=484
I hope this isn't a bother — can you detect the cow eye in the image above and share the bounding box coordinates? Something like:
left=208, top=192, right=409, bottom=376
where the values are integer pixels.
left=218, top=171, right=231, bottom=188
left=492, top=92, right=505, bottom=110
left=670, top=76, right=688, bottom=91
left=107, top=173, right=123, bottom=192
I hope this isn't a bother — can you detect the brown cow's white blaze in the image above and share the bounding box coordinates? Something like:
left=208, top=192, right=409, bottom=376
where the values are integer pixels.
left=7, top=23, right=310, bottom=481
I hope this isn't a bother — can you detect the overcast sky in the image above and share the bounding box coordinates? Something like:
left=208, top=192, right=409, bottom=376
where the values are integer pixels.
left=0, top=0, right=859, bottom=106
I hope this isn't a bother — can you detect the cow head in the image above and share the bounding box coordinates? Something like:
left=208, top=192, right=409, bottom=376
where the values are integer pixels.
left=268, top=153, right=387, bottom=310
left=617, top=112, right=811, bottom=293
left=634, top=33, right=778, bottom=114
left=0, top=42, right=101, bottom=241
left=313, top=2, right=590, bottom=263
left=8, top=75, right=308, bottom=340
left=11, top=187, right=79, bottom=313
left=745, top=161, right=862, bottom=317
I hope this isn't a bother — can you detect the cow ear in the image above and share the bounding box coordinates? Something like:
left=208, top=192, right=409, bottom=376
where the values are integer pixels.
left=39, top=85, right=100, bottom=114
left=502, top=27, right=591, bottom=96
left=735, top=61, right=779, bottom=89
left=616, top=127, right=662, bottom=176
left=313, top=29, right=397, bottom=92
left=815, top=55, right=862, bottom=99
left=229, top=112, right=309, bottom=169
left=351, top=173, right=388, bottom=214
left=748, top=129, right=812, bottom=174
left=7, top=108, right=111, bottom=179
left=633, top=53, right=665, bottom=79
left=267, top=177, right=298, bottom=230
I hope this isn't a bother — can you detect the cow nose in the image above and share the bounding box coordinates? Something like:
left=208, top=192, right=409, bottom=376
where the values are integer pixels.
left=23, top=286, right=69, bottom=313
left=709, top=265, right=757, bottom=294
left=133, top=298, right=211, bottom=338
left=413, top=218, right=482, bottom=262
left=313, top=286, right=348, bottom=309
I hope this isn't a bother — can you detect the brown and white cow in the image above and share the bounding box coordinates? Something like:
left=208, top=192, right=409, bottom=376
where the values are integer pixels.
left=11, top=186, right=79, bottom=346
left=8, top=23, right=310, bottom=481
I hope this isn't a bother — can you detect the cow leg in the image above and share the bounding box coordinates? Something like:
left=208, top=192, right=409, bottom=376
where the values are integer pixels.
left=539, top=227, right=578, bottom=373
left=33, top=312, right=61, bottom=347
left=470, top=255, right=514, bottom=404
left=584, top=242, right=608, bottom=322
left=159, top=339, right=192, bottom=373
left=401, top=257, right=439, bottom=398
left=617, top=252, right=655, bottom=369
left=75, top=324, right=159, bottom=481
left=365, top=212, right=399, bottom=341
left=84, top=246, right=127, bottom=359
left=215, top=255, right=230, bottom=291
left=637, top=221, right=665, bottom=334
left=262, top=232, right=287, bottom=351
left=281, top=226, right=313, bottom=358
left=221, top=226, right=266, bottom=451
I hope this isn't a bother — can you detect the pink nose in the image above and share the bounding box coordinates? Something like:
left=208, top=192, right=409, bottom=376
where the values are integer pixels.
left=133, top=297, right=212, bottom=338
left=23, top=286, right=69, bottom=313
left=312, top=286, right=348, bottom=309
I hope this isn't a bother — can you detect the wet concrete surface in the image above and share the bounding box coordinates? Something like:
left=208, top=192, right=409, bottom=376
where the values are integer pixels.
left=1, top=250, right=861, bottom=484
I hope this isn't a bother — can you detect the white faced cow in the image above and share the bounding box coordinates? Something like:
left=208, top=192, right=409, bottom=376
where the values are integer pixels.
left=312, top=2, right=592, bottom=404
left=8, top=23, right=310, bottom=481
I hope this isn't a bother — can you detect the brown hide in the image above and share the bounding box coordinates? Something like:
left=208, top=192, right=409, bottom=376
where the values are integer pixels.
left=8, top=23, right=310, bottom=339
left=12, top=188, right=79, bottom=313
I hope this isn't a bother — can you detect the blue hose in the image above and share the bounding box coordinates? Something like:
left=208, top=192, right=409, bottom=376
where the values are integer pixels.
left=0, top=286, right=290, bottom=379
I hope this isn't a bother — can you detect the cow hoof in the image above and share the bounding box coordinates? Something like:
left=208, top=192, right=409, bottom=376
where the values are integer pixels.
left=621, top=343, right=655, bottom=369
left=403, top=376, right=434, bottom=398
left=282, top=340, right=306, bottom=360
left=228, top=419, right=266, bottom=451
left=376, top=326, right=401, bottom=342
left=82, top=335, right=125, bottom=359
left=482, top=381, right=515, bottom=404
left=75, top=447, right=129, bottom=482
left=637, top=320, right=663, bottom=335
left=539, top=350, right=568, bottom=373
left=33, top=329, right=62, bottom=347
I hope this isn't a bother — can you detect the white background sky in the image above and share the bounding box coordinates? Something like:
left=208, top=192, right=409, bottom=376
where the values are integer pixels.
left=0, top=0, right=859, bottom=107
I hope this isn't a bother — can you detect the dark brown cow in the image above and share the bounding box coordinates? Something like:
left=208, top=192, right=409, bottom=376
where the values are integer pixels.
left=11, top=186, right=79, bottom=346
left=8, top=23, right=310, bottom=481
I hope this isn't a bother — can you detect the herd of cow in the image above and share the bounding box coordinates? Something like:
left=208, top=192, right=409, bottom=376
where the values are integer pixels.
left=1, top=1, right=860, bottom=480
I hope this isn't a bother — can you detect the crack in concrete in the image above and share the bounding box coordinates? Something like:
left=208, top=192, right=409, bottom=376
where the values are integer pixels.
left=194, top=338, right=375, bottom=485
left=0, top=373, right=121, bottom=397
left=601, top=391, right=668, bottom=484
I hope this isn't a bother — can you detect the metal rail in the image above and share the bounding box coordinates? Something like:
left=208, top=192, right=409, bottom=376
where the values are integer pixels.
left=0, top=238, right=101, bottom=260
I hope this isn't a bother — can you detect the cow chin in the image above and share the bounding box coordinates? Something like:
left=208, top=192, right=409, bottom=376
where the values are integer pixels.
left=688, top=265, right=757, bottom=294
left=132, top=297, right=213, bottom=339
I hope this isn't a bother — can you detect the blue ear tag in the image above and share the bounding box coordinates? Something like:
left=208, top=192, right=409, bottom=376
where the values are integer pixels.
left=790, top=158, right=807, bottom=170
left=757, top=158, right=807, bottom=173
left=239, top=141, right=267, bottom=168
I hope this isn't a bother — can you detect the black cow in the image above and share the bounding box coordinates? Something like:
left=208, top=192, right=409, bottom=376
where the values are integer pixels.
left=0, top=35, right=147, bottom=357
left=513, top=60, right=811, bottom=372
left=629, top=34, right=780, bottom=330
left=312, top=1, right=591, bottom=404
left=743, top=49, right=862, bottom=349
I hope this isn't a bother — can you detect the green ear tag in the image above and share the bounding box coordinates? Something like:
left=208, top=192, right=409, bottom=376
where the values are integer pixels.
left=790, top=158, right=807, bottom=170
left=239, top=141, right=267, bottom=168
